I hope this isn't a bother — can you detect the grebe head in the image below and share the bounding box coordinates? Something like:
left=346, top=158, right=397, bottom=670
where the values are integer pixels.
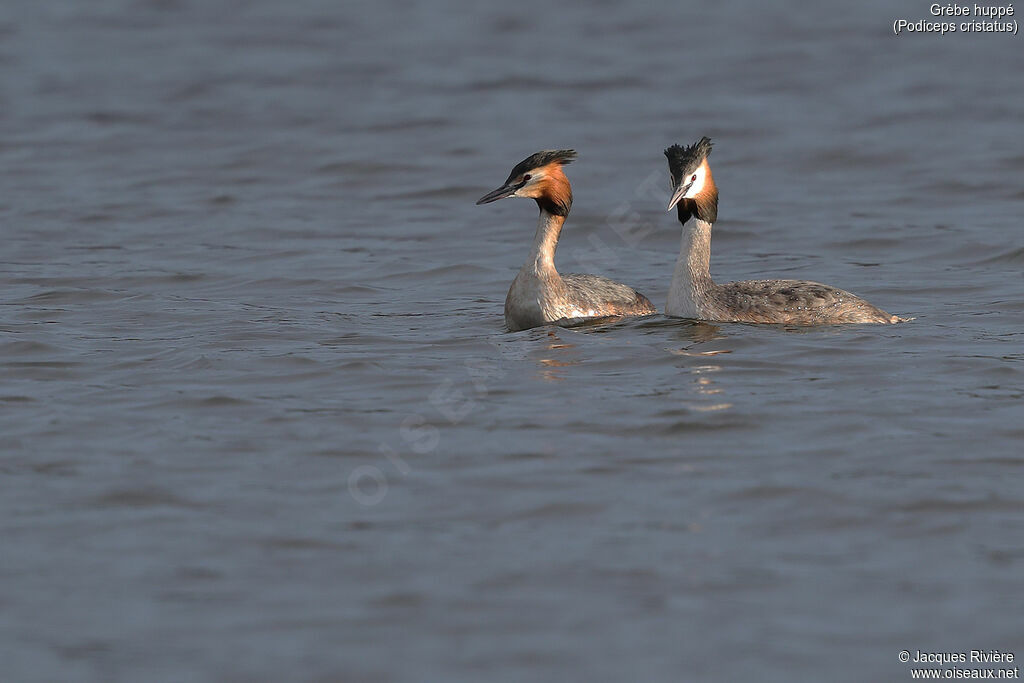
left=665, top=137, right=717, bottom=224
left=476, top=149, right=576, bottom=216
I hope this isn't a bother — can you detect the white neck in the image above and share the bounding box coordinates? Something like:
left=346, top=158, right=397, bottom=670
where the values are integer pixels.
left=523, top=209, right=564, bottom=276
left=666, top=218, right=715, bottom=317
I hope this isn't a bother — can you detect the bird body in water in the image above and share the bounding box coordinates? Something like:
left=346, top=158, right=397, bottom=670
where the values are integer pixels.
left=477, top=150, right=656, bottom=332
left=664, top=137, right=904, bottom=325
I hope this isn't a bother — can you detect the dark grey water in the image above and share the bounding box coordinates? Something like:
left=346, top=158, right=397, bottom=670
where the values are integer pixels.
left=2, top=1, right=1023, bottom=681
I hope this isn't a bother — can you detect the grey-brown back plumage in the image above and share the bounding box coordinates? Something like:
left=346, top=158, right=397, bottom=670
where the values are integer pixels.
left=562, top=274, right=657, bottom=316
left=710, top=279, right=901, bottom=324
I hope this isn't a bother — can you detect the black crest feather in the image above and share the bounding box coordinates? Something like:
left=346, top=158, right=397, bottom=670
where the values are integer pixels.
left=506, top=149, right=576, bottom=183
left=664, top=137, right=712, bottom=184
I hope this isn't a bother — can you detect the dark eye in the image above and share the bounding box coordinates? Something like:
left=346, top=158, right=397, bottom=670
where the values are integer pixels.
left=691, top=174, right=697, bottom=181
left=523, top=174, right=532, bottom=181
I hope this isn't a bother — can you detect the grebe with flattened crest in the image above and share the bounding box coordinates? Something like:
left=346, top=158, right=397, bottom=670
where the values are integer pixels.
left=663, top=137, right=905, bottom=325
left=477, top=150, right=657, bottom=332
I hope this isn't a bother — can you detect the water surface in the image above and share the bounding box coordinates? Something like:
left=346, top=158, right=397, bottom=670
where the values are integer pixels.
left=2, top=1, right=1023, bottom=681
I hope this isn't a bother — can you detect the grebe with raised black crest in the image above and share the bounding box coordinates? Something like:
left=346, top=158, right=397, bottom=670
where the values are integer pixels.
left=663, top=137, right=905, bottom=325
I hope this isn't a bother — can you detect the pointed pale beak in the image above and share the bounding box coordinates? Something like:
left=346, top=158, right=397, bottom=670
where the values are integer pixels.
left=666, top=181, right=693, bottom=211
left=476, top=183, right=517, bottom=205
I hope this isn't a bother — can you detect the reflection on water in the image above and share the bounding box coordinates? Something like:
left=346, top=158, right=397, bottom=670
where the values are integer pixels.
left=675, top=320, right=726, bottom=345
left=651, top=321, right=736, bottom=411
left=535, top=330, right=580, bottom=381
left=684, top=363, right=732, bottom=412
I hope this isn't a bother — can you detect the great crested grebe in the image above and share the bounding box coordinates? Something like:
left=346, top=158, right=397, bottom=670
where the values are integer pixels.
left=477, top=149, right=657, bottom=332
left=663, top=137, right=904, bottom=324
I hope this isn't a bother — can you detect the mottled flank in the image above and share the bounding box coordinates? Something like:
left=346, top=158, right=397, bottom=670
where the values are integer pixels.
left=710, top=279, right=903, bottom=324
left=563, top=273, right=657, bottom=317
left=504, top=268, right=656, bottom=332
